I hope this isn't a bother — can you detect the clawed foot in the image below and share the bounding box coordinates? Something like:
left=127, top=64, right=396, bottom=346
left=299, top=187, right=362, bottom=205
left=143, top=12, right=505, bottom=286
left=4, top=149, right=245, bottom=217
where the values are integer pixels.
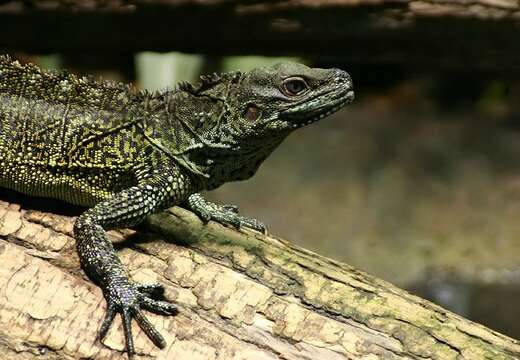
left=187, top=193, right=266, bottom=233
left=99, top=280, right=178, bottom=359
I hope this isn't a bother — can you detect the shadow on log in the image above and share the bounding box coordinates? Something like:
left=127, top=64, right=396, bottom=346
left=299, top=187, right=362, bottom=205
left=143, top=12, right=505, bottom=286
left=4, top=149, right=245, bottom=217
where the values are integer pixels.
left=0, top=198, right=520, bottom=359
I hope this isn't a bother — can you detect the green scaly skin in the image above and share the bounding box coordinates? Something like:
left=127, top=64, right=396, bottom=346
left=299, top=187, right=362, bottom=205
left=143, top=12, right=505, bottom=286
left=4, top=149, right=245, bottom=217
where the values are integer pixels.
left=0, top=55, right=354, bottom=358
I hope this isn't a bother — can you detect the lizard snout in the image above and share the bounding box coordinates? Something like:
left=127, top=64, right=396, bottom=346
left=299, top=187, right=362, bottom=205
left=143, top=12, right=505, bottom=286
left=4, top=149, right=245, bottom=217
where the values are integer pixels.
left=331, top=68, right=353, bottom=89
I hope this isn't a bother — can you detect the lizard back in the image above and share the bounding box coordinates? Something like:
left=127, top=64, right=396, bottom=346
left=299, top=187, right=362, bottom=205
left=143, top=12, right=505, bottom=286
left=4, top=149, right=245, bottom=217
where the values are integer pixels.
left=0, top=56, right=149, bottom=206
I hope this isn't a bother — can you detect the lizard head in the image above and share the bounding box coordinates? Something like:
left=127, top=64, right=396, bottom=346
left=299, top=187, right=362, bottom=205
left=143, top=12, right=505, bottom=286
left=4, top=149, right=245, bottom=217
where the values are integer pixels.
left=232, top=62, right=354, bottom=136
left=171, top=62, right=353, bottom=143
left=161, top=62, right=353, bottom=185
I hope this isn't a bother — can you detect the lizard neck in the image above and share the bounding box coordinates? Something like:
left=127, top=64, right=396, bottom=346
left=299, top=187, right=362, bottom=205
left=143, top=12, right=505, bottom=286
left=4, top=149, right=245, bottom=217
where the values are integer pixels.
left=138, top=80, right=291, bottom=191
left=185, top=133, right=288, bottom=190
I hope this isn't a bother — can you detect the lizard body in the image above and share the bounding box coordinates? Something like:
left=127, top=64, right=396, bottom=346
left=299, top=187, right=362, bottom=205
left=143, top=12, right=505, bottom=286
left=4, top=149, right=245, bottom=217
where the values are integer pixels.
left=0, top=55, right=354, bottom=358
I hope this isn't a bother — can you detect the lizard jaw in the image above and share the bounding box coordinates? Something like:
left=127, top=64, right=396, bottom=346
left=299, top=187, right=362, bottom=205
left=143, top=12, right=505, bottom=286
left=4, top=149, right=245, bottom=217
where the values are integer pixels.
left=287, top=89, right=355, bottom=129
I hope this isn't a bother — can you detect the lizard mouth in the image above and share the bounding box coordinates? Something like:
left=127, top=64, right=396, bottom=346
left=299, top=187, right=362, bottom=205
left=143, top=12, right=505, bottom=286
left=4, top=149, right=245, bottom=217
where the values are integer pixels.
left=281, top=89, right=355, bottom=129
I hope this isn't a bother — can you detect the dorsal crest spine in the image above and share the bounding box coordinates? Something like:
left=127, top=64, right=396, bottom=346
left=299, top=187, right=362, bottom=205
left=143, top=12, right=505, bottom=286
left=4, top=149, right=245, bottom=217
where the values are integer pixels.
left=178, top=71, right=242, bottom=95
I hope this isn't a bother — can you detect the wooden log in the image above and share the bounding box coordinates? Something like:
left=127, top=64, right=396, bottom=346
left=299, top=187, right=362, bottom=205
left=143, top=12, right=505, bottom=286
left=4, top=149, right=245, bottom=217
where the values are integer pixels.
left=0, top=0, right=519, bottom=69
left=0, top=196, right=519, bottom=359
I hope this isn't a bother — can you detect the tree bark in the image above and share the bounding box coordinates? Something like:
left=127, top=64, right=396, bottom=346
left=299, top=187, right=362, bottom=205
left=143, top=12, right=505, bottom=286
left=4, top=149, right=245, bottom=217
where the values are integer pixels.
left=0, top=197, right=519, bottom=359
left=0, top=0, right=519, bottom=69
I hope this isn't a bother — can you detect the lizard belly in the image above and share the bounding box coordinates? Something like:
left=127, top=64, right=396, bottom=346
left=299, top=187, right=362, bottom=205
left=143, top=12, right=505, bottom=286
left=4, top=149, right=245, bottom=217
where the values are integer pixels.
left=0, top=155, right=132, bottom=207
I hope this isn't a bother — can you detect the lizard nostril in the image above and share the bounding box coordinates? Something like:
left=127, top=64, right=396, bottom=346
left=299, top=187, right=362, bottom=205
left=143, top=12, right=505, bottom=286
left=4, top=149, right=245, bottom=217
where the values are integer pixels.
left=332, top=69, right=352, bottom=87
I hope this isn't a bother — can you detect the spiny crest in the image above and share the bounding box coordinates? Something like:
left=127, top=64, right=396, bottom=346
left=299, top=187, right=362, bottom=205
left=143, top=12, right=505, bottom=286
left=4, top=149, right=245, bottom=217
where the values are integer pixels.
left=0, top=54, right=145, bottom=112
left=178, top=71, right=242, bottom=95
left=0, top=54, right=135, bottom=93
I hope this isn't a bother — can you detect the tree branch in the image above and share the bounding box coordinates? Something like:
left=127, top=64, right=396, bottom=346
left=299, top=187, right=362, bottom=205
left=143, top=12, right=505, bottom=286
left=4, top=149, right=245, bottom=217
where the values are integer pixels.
left=0, top=198, right=519, bottom=359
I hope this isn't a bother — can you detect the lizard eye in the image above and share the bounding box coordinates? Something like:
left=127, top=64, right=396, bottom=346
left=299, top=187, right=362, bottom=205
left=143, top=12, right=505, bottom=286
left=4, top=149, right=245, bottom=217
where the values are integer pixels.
left=282, top=77, right=308, bottom=96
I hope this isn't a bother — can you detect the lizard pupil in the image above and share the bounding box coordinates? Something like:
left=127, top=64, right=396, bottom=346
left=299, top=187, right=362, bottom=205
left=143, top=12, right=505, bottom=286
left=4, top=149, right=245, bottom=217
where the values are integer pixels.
left=282, top=77, right=308, bottom=96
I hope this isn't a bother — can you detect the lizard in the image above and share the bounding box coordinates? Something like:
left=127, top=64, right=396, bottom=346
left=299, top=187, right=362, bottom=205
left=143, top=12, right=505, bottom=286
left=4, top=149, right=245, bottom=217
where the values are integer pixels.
left=0, top=55, right=354, bottom=358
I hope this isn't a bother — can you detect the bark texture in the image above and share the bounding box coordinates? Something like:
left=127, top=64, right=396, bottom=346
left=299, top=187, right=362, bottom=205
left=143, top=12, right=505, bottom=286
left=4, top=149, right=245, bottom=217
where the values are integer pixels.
left=0, top=197, right=520, bottom=359
left=0, top=0, right=520, bottom=69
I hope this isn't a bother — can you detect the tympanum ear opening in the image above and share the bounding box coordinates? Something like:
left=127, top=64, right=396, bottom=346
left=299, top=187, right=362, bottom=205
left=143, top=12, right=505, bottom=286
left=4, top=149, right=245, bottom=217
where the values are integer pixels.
left=245, top=104, right=262, bottom=121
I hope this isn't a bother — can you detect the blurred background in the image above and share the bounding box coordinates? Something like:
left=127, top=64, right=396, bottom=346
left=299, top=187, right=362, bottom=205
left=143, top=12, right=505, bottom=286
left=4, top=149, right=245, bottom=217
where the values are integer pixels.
left=2, top=0, right=520, bottom=340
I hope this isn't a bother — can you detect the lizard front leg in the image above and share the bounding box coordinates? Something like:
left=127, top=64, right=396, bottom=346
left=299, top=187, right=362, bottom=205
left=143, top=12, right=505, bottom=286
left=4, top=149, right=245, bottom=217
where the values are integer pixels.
left=186, top=193, right=266, bottom=233
left=74, top=168, right=191, bottom=359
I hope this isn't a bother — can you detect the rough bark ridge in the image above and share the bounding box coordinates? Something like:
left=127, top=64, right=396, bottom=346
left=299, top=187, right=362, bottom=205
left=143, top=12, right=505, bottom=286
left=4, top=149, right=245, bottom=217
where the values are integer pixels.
left=1, top=0, right=520, bottom=69
left=0, top=198, right=519, bottom=359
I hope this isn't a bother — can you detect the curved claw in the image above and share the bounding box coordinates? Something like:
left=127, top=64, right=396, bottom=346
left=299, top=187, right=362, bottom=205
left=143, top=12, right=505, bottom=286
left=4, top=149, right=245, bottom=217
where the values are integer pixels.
left=141, top=297, right=178, bottom=316
left=98, top=302, right=117, bottom=341
left=226, top=214, right=266, bottom=233
left=222, top=213, right=266, bottom=233
left=239, top=218, right=266, bottom=233
left=122, top=308, right=135, bottom=358
left=134, top=309, right=167, bottom=348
